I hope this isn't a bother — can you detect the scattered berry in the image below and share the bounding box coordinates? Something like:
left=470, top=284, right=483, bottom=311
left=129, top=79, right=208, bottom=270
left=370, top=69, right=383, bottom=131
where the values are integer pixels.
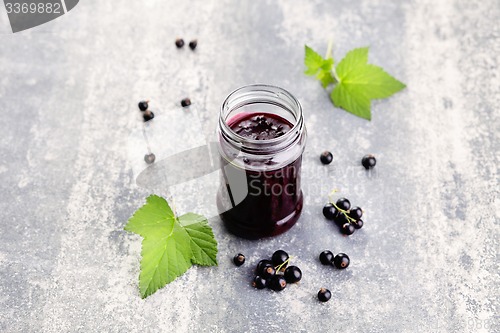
left=233, top=253, right=245, bottom=266
left=353, top=219, right=364, bottom=229
left=252, top=276, right=267, bottom=289
left=175, top=38, right=185, bottom=48
left=272, top=250, right=289, bottom=269
left=269, top=275, right=287, bottom=291
left=318, top=288, right=331, bottom=302
left=143, top=110, right=155, bottom=122
left=138, top=100, right=148, bottom=111
left=323, top=203, right=339, bottom=220
left=181, top=98, right=191, bottom=107
left=144, top=153, right=156, bottom=164
left=188, top=40, right=197, bottom=50
left=348, top=207, right=363, bottom=220
left=341, top=223, right=355, bottom=235
left=333, top=253, right=350, bottom=269
left=319, top=250, right=334, bottom=265
left=320, top=151, right=333, bottom=165
left=362, top=154, right=377, bottom=169
left=284, top=266, right=302, bottom=283
left=336, top=198, right=351, bottom=211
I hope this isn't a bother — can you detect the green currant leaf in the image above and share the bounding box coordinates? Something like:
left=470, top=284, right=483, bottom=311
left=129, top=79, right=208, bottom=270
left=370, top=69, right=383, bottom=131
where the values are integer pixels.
left=331, top=47, right=406, bottom=120
left=305, top=44, right=405, bottom=120
left=124, top=195, right=175, bottom=238
left=335, top=47, right=369, bottom=76
left=178, top=213, right=218, bottom=266
left=320, top=58, right=334, bottom=71
left=139, top=222, right=192, bottom=298
left=317, top=71, right=335, bottom=88
left=304, top=45, right=325, bottom=76
left=331, top=83, right=371, bottom=119
left=125, top=195, right=218, bottom=298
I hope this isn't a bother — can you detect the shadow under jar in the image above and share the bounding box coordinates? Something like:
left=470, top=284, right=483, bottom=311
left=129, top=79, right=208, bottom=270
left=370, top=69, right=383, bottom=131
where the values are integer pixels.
left=217, top=84, right=307, bottom=239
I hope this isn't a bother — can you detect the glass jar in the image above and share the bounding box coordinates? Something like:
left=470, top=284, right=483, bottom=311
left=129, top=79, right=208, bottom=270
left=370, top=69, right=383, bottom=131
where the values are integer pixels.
left=217, top=84, right=307, bottom=239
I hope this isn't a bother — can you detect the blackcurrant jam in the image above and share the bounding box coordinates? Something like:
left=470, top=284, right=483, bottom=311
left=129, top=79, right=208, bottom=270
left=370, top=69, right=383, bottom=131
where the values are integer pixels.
left=217, top=84, right=307, bottom=239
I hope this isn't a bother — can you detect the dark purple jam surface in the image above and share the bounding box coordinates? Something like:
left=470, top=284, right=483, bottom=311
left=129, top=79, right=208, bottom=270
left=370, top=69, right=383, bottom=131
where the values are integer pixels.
left=228, top=113, right=293, bottom=140
left=218, top=112, right=303, bottom=239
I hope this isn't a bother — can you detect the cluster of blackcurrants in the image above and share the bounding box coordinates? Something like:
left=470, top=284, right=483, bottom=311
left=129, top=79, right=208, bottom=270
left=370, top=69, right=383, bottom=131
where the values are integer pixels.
left=323, top=197, right=364, bottom=235
left=233, top=250, right=302, bottom=292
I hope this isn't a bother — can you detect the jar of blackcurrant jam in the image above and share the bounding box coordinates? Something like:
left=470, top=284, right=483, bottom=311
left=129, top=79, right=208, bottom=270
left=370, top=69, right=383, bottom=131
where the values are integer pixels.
left=217, top=84, right=307, bottom=239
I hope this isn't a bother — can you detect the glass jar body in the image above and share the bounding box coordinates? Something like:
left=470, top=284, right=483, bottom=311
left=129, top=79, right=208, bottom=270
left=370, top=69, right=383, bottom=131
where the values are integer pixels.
left=217, top=84, right=307, bottom=239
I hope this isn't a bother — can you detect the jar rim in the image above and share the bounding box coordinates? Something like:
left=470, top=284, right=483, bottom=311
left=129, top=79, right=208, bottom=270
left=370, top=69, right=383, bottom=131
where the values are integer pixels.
left=219, top=84, right=303, bottom=151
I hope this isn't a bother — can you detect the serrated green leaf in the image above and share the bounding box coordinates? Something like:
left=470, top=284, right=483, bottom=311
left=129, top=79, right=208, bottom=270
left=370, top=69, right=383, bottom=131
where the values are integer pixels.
left=125, top=195, right=218, bottom=298
left=304, top=45, right=325, bottom=76
left=178, top=213, right=218, bottom=266
left=332, top=47, right=405, bottom=120
left=336, top=47, right=369, bottom=79
left=317, top=71, right=335, bottom=88
left=321, top=58, right=334, bottom=71
left=331, top=83, right=371, bottom=120
left=139, top=222, right=192, bottom=298
left=124, top=194, right=175, bottom=238
left=342, top=64, right=406, bottom=99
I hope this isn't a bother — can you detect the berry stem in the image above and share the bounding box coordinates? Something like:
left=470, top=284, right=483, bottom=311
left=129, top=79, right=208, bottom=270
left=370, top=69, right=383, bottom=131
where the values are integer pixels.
left=324, top=38, right=340, bottom=84
left=328, top=189, right=358, bottom=223
left=275, top=256, right=292, bottom=272
left=325, top=38, right=333, bottom=60
left=327, top=189, right=339, bottom=204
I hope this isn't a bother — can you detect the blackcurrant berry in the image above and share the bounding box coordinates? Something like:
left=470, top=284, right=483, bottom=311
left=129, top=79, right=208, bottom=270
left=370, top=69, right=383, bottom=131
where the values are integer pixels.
left=233, top=253, right=245, bottom=266
left=189, top=40, right=197, bottom=50
left=143, top=110, right=155, bottom=122
left=334, top=213, right=349, bottom=226
left=252, top=276, right=267, bottom=289
left=261, top=265, right=276, bottom=279
left=353, top=219, right=364, bottom=229
left=256, top=259, right=272, bottom=275
left=181, top=98, right=191, bottom=107
left=175, top=38, right=185, bottom=48
left=323, top=203, right=339, bottom=220
left=318, top=288, right=331, bottom=302
left=138, top=100, right=148, bottom=111
left=348, top=207, right=363, bottom=220
left=284, top=266, right=302, bottom=283
left=362, top=154, right=376, bottom=169
left=333, top=253, right=350, bottom=269
left=271, top=250, right=289, bottom=269
left=319, top=250, right=334, bottom=265
left=144, top=153, right=156, bottom=164
left=320, top=151, right=333, bottom=165
left=341, top=223, right=355, bottom=235
left=269, top=275, right=287, bottom=291
left=336, top=198, right=351, bottom=211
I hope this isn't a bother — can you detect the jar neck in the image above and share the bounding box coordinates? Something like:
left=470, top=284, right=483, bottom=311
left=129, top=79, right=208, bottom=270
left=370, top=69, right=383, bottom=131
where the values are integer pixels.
left=218, top=84, right=305, bottom=156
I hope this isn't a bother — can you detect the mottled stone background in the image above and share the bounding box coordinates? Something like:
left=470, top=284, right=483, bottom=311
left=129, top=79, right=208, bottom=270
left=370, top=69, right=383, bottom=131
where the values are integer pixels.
left=0, top=0, right=498, bottom=332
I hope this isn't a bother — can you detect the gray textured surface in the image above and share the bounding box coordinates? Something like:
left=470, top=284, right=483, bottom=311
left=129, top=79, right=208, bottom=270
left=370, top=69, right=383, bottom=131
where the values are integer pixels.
left=0, top=0, right=499, bottom=332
